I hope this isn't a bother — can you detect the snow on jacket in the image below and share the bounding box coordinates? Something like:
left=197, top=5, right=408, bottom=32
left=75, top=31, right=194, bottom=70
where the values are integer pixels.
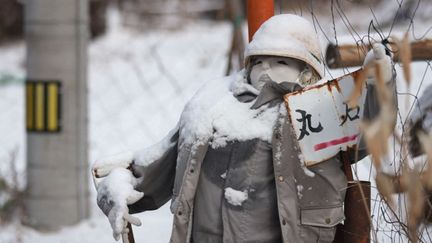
left=127, top=69, right=390, bottom=243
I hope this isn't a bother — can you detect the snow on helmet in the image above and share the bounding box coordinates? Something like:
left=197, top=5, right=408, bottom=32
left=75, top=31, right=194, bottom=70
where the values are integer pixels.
left=245, top=14, right=324, bottom=79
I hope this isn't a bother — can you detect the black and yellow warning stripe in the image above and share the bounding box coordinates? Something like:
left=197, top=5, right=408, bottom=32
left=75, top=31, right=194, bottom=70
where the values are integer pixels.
left=26, top=81, right=61, bottom=132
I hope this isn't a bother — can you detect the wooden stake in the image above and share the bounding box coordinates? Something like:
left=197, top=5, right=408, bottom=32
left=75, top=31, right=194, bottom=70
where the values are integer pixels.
left=326, top=39, right=432, bottom=68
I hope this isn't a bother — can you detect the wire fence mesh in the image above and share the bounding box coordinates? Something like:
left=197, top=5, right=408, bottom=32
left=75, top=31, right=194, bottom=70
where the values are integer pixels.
left=300, top=0, right=432, bottom=242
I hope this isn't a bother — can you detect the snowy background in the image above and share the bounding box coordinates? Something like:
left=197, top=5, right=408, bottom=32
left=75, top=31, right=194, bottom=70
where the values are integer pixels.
left=0, top=8, right=231, bottom=243
left=1, top=1, right=432, bottom=242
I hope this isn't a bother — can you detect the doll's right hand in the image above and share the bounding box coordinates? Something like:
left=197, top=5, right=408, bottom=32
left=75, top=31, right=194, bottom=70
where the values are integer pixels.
left=96, top=167, right=144, bottom=241
left=92, top=151, right=135, bottom=181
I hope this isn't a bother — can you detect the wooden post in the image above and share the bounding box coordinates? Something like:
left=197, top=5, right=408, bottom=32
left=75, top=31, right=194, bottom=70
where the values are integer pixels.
left=247, top=0, right=274, bottom=42
left=334, top=181, right=371, bottom=243
left=333, top=152, right=371, bottom=243
left=326, top=39, right=432, bottom=68
left=225, top=0, right=245, bottom=74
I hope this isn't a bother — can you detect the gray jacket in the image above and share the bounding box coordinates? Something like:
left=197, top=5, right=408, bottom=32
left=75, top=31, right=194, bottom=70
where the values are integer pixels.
left=129, top=71, right=393, bottom=243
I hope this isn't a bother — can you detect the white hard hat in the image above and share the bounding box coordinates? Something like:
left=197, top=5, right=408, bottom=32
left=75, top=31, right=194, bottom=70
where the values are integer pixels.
left=245, top=14, right=324, bottom=79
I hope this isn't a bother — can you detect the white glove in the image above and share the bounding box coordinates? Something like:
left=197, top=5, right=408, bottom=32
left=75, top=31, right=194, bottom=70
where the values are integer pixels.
left=96, top=167, right=144, bottom=241
left=363, top=43, right=393, bottom=84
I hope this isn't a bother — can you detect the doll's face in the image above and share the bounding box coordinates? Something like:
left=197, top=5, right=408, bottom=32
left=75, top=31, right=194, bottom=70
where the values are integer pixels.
left=249, top=56, right=305, bottom=91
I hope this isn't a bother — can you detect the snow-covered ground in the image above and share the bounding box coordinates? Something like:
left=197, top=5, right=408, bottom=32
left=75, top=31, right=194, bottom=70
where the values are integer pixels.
left=1, top=3, right=432, bottom=243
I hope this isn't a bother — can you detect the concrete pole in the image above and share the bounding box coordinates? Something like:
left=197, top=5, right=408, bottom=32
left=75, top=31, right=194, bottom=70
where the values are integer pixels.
left=25, top=0, right=89, bottom=229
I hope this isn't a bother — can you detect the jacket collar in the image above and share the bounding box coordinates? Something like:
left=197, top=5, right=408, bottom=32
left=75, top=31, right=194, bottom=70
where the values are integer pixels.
left=230, top=70, right=302, bottom=109
left=251, top=81, right=302, bottom=109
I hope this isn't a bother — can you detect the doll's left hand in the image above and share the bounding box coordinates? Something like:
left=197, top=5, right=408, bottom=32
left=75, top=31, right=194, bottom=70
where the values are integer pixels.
left=363, top=43, right=393, bottom=84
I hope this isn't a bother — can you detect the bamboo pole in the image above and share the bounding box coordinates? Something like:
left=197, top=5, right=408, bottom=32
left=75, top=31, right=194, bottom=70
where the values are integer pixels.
left=326, top=39, right=432, bottom=68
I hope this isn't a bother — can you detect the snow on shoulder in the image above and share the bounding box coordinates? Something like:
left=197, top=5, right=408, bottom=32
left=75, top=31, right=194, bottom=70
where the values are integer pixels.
left=179, top=70, right=279, bottom=148
left=224, top=187, right=248, bottom=206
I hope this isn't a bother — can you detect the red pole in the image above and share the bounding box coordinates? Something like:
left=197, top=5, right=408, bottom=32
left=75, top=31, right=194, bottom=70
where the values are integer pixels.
left=247, top=0, right=274, bottom=42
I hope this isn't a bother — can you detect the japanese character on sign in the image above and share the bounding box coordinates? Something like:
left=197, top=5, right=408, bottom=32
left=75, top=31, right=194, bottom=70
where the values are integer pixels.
left=295, top=109, right=323, bottom=140
left=339, top=103, right=360, bottom=126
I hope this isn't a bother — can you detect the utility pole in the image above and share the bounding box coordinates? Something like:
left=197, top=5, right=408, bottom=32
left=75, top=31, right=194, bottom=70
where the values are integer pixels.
left=25, top=0, right=89, bottom=229
left=246, top=0, right=274, bottom=42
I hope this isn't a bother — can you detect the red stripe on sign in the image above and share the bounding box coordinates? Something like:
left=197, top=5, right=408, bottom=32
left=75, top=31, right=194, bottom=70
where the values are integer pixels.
left=314, top=134, right=359, bottom=151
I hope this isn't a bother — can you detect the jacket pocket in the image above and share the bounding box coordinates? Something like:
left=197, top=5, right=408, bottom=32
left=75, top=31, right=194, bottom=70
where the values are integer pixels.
left=299, top=206, right=345, bottom=242
left=300, top=206, right=345, bottom=227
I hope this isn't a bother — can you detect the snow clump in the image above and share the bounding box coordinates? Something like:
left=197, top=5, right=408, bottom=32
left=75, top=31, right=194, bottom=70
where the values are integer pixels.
left=179, top=70, right=279, bottom=149
left=296, top=185, right=304, bottom=199
left=224, top=187, right=248, bottom=206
